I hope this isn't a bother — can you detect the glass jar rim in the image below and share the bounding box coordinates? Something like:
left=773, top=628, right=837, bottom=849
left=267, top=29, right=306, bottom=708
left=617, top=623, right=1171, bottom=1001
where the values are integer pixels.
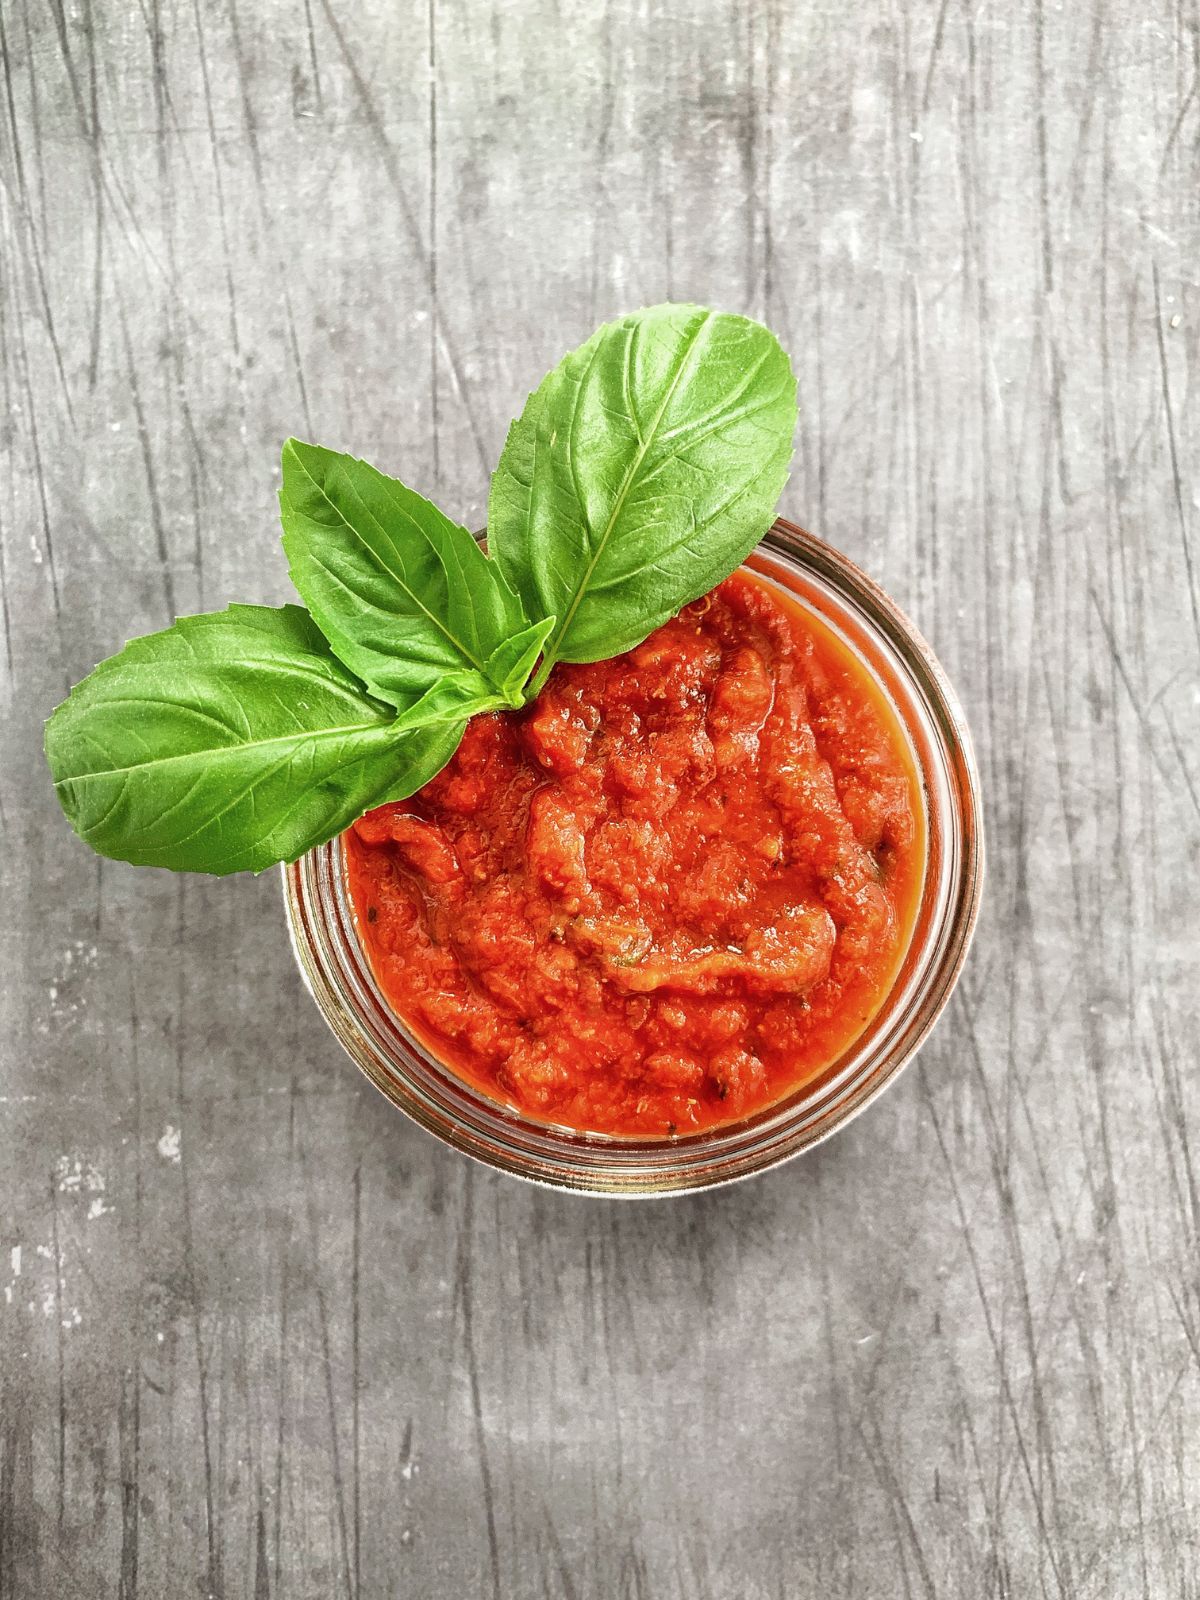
left=283, top=519, right=984, bottom=1196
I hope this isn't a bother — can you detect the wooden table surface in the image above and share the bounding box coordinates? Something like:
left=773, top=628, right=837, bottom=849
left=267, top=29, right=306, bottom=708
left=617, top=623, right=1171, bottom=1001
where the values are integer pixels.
left=2, top=2, right=1198, bottom=1595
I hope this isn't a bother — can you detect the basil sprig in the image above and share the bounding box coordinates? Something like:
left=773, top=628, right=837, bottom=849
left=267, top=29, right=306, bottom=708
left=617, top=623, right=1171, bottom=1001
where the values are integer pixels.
left=47, top=304, right=797, bottom=875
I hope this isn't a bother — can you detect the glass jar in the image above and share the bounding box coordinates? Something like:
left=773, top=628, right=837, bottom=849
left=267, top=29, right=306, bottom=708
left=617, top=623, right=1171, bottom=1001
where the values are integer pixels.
left=283, top=519, right=983, bottom=1195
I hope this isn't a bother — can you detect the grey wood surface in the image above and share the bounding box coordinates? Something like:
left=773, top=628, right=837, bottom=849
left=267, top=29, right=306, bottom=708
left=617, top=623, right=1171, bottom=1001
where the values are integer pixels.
left=1, top=1, right=1198, bottom=1594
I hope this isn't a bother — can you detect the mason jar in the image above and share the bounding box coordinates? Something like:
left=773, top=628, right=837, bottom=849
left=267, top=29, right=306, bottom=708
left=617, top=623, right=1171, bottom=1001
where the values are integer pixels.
left=283, top=519, right=984, bottom=1196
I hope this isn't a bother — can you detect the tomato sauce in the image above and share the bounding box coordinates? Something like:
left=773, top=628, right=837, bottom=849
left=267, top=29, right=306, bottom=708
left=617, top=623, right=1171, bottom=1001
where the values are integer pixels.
left=345, top=572, right=923, bottom=1137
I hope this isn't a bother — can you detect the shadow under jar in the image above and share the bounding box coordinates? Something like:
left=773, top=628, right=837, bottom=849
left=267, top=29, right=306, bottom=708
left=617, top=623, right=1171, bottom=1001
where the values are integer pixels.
left=283, top=519, right=983, bottom=1196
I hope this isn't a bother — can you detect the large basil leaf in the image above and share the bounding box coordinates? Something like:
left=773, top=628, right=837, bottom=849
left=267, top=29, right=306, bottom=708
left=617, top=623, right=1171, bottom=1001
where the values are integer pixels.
left=488, top=304, right=797, bottom=684
left=45, top=605, right=464, bottom=875
left=280, top=439, right=551, bottom=720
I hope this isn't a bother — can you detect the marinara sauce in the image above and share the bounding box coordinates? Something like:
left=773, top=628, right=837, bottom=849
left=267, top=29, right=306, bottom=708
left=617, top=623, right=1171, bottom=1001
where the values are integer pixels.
left=346, top=572, right=923, bottom=1137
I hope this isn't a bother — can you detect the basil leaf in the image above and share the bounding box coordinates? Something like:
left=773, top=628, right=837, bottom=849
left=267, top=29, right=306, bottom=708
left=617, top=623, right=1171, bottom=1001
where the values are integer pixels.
left=280, top=439, right=547, bottom=716
left=488, top=304, right=797, bottom=684
left=393, top=614, right=557, bottom=731
left=45, top=605, right=464, bottom=876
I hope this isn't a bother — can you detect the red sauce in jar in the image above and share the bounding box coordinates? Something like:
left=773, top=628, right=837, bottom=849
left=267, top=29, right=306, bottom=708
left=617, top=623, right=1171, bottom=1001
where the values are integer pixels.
left=345, top=571, right=923, bottom=1137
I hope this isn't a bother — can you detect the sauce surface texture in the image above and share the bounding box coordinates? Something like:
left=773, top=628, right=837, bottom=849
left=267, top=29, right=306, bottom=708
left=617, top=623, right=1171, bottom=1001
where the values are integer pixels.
left=346, top=573, right=922, bottom=1136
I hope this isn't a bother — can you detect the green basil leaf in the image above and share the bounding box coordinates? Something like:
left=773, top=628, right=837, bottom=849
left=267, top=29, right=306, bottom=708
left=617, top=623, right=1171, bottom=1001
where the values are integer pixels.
left=488, top=304, right=797, bottom=683
left=280, top=438, right=544, bottom=716
left=483, top=614, right=560, bottom=700
left=45, top=605, right=464, bottom=875
left=392, top=614, right=557, bottom=731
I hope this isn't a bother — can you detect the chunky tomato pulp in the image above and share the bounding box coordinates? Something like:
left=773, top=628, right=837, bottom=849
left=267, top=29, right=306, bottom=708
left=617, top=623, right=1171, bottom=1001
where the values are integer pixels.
left=346, top=572, right=923, bottom=1137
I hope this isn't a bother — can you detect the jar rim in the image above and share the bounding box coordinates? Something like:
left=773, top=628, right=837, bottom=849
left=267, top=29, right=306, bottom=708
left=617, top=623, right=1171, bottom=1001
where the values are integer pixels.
left=283, top=519, right=984, bottom=1196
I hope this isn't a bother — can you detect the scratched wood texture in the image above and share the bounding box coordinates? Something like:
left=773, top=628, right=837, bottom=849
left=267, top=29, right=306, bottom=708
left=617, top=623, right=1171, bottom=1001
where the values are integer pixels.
left=1, top=1, right=1198, bottom=1596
